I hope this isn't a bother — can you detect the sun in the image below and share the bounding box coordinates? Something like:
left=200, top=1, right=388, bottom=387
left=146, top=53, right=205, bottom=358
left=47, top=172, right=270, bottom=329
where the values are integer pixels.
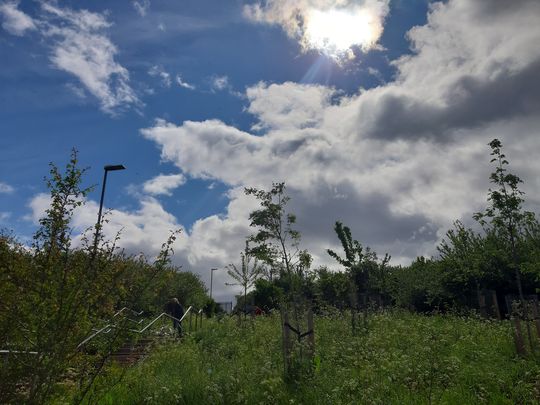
left=304, top=8, right=380, bottom=60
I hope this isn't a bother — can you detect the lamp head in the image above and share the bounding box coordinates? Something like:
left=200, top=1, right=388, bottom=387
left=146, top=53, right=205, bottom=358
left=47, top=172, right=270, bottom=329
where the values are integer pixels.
left=104, top=164, right=126, bottom=171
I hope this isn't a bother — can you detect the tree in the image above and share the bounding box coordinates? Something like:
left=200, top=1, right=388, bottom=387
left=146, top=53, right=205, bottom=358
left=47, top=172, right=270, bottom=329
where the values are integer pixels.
left=226, top=241, right=264, bottom=317
left=313, top=266, right=350, bottom=311
left=0, top=151, right=181, bottom=403
left=143, top=266, right=209, bottom=313
left=387, top=258, right=447, bottom=312
left=245, top=182, right=311, bottom=280
left=245, top=182, right=313, bottom=382
left=474, top=139, right=537, bottom=350
left=327, top=221, right=366, bottom=271
left=474, top=139, right=536, bottom=299
left=252, top=278, right=283, bottom=312
left=328, top=222, right=390, bottom=293
left=438, top=221, right=488, bottom=305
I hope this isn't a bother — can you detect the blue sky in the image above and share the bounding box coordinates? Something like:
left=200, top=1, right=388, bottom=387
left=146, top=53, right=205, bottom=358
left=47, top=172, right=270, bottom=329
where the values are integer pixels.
left=2, top=0, right=540, bottom=301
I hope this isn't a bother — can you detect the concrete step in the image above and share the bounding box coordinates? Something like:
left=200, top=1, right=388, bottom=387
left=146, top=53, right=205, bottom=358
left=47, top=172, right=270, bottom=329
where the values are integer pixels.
left=110, top=337, right=156, bottom=365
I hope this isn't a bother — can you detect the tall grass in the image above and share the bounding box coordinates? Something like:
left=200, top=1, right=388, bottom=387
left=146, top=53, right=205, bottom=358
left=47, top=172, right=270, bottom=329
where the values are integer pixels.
left=75, top=310, right=540, bottom=404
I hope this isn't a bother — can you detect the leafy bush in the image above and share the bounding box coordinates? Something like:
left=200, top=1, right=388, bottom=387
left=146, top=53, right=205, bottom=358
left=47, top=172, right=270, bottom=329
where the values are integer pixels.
left=0, top=151, right=192, bottom=403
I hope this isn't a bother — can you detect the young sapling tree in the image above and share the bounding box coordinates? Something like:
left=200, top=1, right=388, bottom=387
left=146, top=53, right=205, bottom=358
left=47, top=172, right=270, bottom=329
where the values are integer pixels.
left=227, top=241, right=264, bottom=318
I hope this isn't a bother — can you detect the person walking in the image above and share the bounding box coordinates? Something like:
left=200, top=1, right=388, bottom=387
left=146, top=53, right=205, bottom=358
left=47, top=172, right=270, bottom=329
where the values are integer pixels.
left=165, top=297, right=184, bottom=336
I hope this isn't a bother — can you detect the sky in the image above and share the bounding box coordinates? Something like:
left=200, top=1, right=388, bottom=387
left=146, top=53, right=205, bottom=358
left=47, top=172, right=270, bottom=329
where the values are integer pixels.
left=1, top=0, right=540, bottom=303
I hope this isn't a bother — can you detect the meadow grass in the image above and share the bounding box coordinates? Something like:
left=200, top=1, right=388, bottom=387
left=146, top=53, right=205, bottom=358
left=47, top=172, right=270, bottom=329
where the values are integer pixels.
left=79, top=310, right=540, bottom=404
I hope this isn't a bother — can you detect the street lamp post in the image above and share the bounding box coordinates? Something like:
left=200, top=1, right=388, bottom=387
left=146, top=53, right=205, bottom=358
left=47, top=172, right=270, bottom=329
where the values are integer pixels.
left=92, top=164, right=126, bottom=257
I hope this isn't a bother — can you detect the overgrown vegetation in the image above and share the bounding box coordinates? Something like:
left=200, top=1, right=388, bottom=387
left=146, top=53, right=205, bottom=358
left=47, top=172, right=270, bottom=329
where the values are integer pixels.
left=2, top=139, right=540, bottom=403
left=86, top=312, right=540, bottom=404
left=244, top=140, right=540, bottom=318
left=0, top=151, right=207, bottom=403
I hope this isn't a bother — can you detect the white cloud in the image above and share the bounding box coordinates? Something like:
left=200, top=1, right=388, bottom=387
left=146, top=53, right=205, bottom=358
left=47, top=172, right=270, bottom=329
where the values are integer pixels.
left=0, top=182, right=15, bottom=194
left=25, top=191, right=236, bottom=300
left=211, top=75, right=229, bottom=91
left=40, top=3, right=140, bottom=114
left=0, top=211, right=11, bottom=223
left=1, top=2, right=139, bottom=115
left=209, top=75, right=243, bottom=98
left=143, top=173, right=186, bottom=196
left=132, top=0, right=150, bottom=17
left=244, top=0, right=390, bottom=59
left=246, top=81, right=334, bottom=131
left=22, top=0, right=540, bottom=301
left=367, top=67, right=384, bottom=83
left=148, top=65, right=172, bottom=88
left=176, top=74, right=195, bottom=90
left=65, top=82, right=87, bottom=100
left=0, top=0, right=36, bottom=36
left=27, top=193, right=187, bottom=259
left=142, top=0, right=540, bottom=279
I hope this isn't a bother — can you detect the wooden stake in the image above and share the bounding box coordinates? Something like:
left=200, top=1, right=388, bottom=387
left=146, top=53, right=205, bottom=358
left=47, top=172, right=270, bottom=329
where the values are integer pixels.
left=513, top=316, right=527, bottom=357
left=492, top=290, right=501, bottom=320
left=307, top=307, right=315, bottom=360
left=281, top=309, right=292, bottom=376
left=479, top=292, right=487, bottom=318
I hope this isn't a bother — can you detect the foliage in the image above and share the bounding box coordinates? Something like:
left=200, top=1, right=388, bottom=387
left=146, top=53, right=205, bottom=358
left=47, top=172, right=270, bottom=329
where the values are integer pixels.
left=202, top=298, right=225, bottom=317
left=327, top=222, right=366, bottom=291
left=226, top=241, right=264, bottom=314
left=245, top=183, right=311, bottom=279
left=312, top=266, right=350, bottom=311
left=4, top=139, right=540, bottom=401
left=390, top=140, right=540, bottom=313
left=0, top=151, right=188, bottom=404
left=473, top=139, right=537, bottom=300
left=146, top=268, right=208, bottom=313
left=245, top=183, right=314, bottom=382
left=252, top=279, right=283, bottom=312
left=83, top=312, right=540, bottom=404
left=473, top=139, right=536, bottom=236
left=387, top=258, right=448, bottom=312
left=327, top=221, right=391, bottom=307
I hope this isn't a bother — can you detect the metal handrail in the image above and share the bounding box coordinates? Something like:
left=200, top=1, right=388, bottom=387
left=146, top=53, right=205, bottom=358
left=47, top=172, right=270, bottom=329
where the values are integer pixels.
left=78, top=324, right=114, bottom=348
left=133, top=306, right=192, bottom=334
left=0, top=350, right=38, bottom=355
left=113, top=307, right=144, bottom=318
left=125, top=317, right=145, bottom=325
left=78, top=306, right=193, bottom=347
left=181, top=306, right=193, bottom=323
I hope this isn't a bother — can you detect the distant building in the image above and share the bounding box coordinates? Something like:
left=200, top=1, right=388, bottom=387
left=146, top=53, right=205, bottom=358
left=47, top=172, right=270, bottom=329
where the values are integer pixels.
left=216, top=301, right=233, bottom=314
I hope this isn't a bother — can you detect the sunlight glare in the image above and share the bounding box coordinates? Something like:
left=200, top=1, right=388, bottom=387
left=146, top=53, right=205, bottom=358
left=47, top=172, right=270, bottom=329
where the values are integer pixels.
left=304, top=8, right=378, bottom=59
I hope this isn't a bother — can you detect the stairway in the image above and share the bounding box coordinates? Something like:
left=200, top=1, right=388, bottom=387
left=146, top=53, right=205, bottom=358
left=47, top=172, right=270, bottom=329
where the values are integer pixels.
left=110, top=338, right=155, bottom=365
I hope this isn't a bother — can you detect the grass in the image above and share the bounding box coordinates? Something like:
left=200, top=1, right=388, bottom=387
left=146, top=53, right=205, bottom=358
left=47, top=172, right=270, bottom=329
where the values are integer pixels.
left=70, top=310, right=540, bottom=404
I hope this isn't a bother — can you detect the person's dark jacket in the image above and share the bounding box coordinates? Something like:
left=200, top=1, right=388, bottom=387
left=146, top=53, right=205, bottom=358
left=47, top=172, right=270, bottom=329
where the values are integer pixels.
left=165, top=300, right=184, bottom=320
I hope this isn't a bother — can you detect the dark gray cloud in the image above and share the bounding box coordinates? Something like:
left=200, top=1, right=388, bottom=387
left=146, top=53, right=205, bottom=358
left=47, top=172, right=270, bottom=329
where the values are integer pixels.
left=469, top=0, right=538, bottom=18
left=289, top=180, right=434, bottom=248
left=360, top=58, right=540, bottom=140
